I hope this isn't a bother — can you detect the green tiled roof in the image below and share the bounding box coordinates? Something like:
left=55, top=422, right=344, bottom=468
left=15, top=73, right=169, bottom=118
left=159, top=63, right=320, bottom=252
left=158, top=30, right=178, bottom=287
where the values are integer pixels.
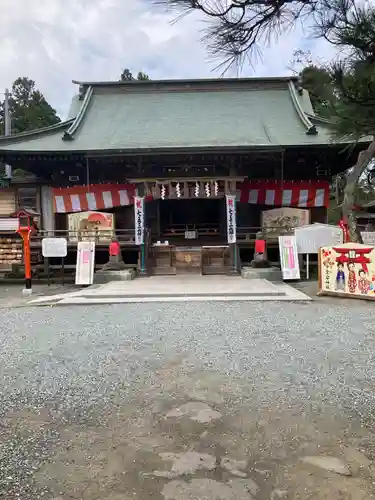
left=0, top=77, right=350, bottom=154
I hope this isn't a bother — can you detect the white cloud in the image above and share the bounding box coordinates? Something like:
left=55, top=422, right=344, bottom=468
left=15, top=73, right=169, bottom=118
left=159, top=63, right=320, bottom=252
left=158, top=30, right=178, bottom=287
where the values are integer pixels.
left=0, top=0, right=335, bottom=118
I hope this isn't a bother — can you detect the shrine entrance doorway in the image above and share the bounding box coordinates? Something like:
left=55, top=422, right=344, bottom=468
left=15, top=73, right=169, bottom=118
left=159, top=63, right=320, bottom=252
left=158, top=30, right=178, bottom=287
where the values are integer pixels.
left=159, top=198, right=225, bottom=244
left=148, top=197, right=231, bottom=275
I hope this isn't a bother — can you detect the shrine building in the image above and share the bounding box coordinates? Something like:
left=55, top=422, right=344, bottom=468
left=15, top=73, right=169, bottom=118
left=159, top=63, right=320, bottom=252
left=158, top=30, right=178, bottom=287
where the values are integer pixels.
left=0, top=76, right=366, bottom=275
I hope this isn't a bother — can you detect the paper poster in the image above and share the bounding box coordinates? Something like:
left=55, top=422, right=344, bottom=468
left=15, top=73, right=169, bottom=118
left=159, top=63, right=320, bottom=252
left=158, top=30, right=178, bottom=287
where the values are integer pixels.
left=318, top=243, right=375, bottom=300
left=68, top=211, right=114, bottom=242
left=75, top=241, right=95, bottom=285
left=278, top=235, right=300, bottom=280
left=226, top=195, right=237, bottom=244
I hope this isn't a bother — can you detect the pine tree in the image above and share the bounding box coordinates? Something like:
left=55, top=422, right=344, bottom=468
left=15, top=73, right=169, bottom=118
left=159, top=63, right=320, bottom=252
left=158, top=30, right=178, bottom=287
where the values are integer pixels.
left=0, top=77, right=60, bottom=135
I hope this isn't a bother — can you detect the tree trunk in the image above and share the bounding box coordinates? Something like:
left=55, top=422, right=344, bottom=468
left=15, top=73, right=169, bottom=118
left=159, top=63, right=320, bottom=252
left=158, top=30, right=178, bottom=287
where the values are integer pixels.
left=342, top=136, right=375, bottom=242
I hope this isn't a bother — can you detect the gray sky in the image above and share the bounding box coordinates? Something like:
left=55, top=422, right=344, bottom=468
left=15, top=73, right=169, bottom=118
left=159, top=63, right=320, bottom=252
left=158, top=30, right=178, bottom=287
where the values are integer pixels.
left=0, top=0, right=336, bottom=119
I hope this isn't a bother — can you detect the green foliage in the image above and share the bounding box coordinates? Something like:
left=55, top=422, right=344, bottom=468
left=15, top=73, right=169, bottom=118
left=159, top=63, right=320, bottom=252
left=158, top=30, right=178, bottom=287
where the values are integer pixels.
left=329, top=61, right=375, bottom=141
left=295, top=3, right=375, bottom=144
left=136, top=72, right=150, bottom=81
left=120, top=68, right=150, bottom=81
left=299, top=66, right=335, bottom=118
left=120, top=68, right=134, bottom=81
left=0, top=77, right=60, bottom=135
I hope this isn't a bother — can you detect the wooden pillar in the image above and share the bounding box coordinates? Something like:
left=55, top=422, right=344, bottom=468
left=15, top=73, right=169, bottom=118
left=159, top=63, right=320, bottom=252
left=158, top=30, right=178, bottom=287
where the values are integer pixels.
left=156, top=199, right=161, bottom=239
left=40, top=186, right=55, bottom=275
left=41, top=186, right=55, bottom=236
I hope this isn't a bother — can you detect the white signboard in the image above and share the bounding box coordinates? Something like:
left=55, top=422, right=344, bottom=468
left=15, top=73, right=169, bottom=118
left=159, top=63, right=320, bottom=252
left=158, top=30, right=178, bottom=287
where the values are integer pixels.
left=134, top=196, right=145, bottom=245
left=226, top=195, right=237, bottom=244
left=42, top=237, right=67, bottom=258
left=278, top=235, right=300, bottom=280
left=75, top=241, right=95, bottom=285
left=0, top=218, right=18, bottom=232
left=295, top=224, right=343, bottom=254
left=185, top=230, right=197, bottom=239
left=361, top=231, right=375, bottom=245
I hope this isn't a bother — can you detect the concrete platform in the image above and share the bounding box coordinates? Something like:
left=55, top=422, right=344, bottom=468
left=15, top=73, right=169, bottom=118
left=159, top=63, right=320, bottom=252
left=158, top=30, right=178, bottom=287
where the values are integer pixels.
left=28, top=276, right=311, bottom=305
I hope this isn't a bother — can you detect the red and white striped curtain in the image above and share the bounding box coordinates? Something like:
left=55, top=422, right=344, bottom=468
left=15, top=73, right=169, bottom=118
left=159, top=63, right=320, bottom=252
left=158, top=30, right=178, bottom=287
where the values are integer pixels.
left=239, top=181, right=330, bottom=208
left=52, top=180, right=330, bottom=213
left=52, top=184, right=135, bottom=213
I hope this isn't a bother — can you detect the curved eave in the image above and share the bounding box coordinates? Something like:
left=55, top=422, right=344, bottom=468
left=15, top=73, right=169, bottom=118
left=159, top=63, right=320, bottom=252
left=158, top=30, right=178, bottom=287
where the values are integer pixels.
left=0, top=119, right=74, bottom=145
left=63, top=86, right=93, bottom=141
left=288, top=81, right=317, bottom=135
left=306, top=112, right=334, bottom=126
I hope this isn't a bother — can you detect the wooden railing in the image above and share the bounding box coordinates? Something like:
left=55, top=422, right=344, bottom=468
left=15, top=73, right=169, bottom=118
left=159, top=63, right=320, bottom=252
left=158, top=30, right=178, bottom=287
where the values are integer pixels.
left=30, top=229, right=137, bottom=245
left=162, top=223, right=221, bottom=238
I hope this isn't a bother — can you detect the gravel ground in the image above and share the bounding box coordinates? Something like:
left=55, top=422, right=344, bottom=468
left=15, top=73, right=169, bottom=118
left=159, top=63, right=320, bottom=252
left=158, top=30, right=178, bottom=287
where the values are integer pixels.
left=1, top=301, right=375, bottom=499
left=0, top=283, right=80, bottom=308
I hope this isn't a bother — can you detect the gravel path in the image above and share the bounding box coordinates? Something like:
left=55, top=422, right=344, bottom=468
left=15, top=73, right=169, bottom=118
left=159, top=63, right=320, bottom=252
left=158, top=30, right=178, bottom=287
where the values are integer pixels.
left=1, top=300, right=375, bottom=499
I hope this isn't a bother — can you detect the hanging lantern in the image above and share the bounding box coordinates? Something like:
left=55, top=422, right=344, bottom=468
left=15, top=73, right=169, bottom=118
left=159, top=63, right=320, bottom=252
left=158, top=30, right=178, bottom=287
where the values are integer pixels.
left=161, top=184, right=166, bottom=200
left=176, top=182, right=181, bottom=198
left=205, top=182, right=210, bottom=197
left=214, top=180, right=219, bottom=196
left=194, top=182, right=199, bottom=197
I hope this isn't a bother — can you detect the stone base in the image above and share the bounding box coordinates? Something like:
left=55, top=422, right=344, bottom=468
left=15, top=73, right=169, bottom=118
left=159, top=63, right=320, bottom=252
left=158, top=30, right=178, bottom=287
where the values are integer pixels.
left=227, top=268, right=240, bottom=276
left=101, top=257, right=127, bottom=272
left=94, top=269, right=135, bottom=284
left=250, top=260, right=270, bottom=268
left=241, top=266, right=282, bottom=282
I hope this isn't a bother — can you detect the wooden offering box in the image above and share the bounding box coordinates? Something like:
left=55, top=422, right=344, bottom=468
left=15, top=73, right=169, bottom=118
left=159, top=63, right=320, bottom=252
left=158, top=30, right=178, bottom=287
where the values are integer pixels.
left=175, top=246, right=202, bottom=274
left=150, top=244, right=175, bottom=275
left=202, top=245, right=229, bottom=274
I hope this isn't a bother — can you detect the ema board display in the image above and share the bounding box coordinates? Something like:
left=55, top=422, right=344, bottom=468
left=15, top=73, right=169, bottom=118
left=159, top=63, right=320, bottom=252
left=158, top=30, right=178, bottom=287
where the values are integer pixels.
left=295, top=224, right=343, bottom=254
left=68, top=211, right=114, bottom=242
left=318, top=243, right=375, bottom=300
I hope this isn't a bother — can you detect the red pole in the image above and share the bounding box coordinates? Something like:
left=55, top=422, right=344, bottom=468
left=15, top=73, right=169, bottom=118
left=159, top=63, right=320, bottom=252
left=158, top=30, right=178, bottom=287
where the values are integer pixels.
left=19, top=230, right=32, bottom=289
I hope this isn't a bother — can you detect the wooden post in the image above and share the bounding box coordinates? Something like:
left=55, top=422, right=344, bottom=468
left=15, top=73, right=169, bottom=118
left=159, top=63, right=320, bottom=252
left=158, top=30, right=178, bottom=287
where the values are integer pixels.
left=18, top=230, right=32, bottom=290
left=156, top=199, right=161, bottom=239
